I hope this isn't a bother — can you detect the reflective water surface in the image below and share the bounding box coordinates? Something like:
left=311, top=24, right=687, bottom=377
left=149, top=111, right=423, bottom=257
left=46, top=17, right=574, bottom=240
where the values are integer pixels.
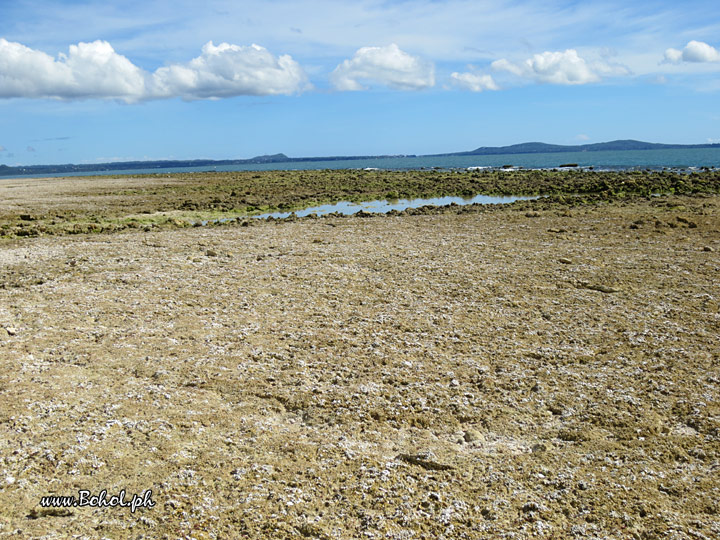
left=253, top=193, right=540, bottom=219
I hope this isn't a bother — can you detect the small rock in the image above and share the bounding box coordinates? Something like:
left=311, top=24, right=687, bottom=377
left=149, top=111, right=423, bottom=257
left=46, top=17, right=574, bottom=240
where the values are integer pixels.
left=589, top=284, right=618, bottom=293
left=578, top=282, right=619, bottom=294
left=5, top=327, right=17, bottom=336
left=531, top=443, right=547, bottom=453
left=548, top=403, right=564, bottom=415
left=28, top=507, right=74, bottom=519
left=558, top=258, right=572, bottom=264
left=396, top=453, right=454, bottom=471
left=676, top=216, right=697, bottom=227
left=450, top=379, right=460, bottom=387
left=481, top=507, right=496, bottom=520
left=205, top=249, right=218, bottom=257
left=523, top=502, right=540, bottom=513
left=297, top=523, right=329, bottom=538
left=703, top=246, right=714, bottom=252
left=463, top=429, right=482, bottom=443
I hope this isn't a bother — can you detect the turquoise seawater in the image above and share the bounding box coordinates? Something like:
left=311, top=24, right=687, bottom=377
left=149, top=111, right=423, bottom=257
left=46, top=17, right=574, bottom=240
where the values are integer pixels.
left=212, top=147, right=720, bottom=172
left=6, top=147, right=720, bottom=179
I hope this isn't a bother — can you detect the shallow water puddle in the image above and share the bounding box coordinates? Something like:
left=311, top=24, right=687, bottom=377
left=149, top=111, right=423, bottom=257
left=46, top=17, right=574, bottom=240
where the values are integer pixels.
left=197, top=193, right=540, bottom=225
left=252, top=193, right=539, bottom=220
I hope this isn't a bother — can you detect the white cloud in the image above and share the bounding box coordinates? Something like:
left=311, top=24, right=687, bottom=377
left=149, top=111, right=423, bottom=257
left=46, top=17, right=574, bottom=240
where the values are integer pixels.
left=576, top=134, right=590, bottom=141
left=151, top=41, right=311, bottom=99
left=491, top=49, right=629, bottom=85
left=0, top=38, right=310, bottom=101
left=664, top=41, right=720, bottom=64
left=0, top=38, right=145, bottom=100
left=331, top=44, right=434, bottom=91
left=5, top=1, right=716, bottom=87
left=450, top=71, right=498, bottom=92
left=663, top=48, right=683, bottom=64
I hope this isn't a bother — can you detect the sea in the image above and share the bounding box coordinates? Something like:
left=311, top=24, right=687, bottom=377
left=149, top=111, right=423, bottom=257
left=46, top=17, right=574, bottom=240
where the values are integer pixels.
left=5, top=147, right=720, bottom=179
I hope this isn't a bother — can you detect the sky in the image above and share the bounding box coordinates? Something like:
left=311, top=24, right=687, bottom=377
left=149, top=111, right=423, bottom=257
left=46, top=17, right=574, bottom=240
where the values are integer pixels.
left=1, top=0, right=719, bottom=166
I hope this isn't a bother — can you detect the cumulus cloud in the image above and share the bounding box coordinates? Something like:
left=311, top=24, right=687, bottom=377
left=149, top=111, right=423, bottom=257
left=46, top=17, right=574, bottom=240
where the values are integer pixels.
left=0, top=39, right=146, bottom=100
left=151, top=41, right=311, bottom=99
left=663, top=48, right=683, bottom=64
left=331, top=44, right=434, bottom=91
left=492, top=49, right=628, bottom=85
left=450, top=71, right=498, bottom=92
left=664, top=41, right=720, bottom=64
left=0, top=39, right=310, bottom=101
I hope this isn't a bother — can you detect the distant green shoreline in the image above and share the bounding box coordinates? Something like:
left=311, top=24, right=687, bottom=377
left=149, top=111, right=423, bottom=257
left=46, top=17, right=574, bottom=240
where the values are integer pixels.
left=2, top=140, right=719, bottom=177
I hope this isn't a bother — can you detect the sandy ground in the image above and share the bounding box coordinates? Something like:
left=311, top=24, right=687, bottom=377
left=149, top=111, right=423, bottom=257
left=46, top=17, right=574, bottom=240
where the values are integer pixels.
left=0, top=194, right=719, bottom=539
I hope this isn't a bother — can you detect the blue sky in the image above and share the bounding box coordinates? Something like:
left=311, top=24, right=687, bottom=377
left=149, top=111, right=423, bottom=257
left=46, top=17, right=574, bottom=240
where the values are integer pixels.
left=1, top=0, right=719, bottom=165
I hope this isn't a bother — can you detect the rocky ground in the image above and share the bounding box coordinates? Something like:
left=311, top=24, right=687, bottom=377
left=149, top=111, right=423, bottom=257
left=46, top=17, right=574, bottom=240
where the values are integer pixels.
left=0, top=190, right=719, bottom=539
left=1, top=168, right=717, bottom=238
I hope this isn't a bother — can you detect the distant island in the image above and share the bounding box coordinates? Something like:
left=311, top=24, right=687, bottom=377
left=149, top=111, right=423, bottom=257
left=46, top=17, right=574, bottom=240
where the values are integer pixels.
left=2, top=139, right=719, bottom=177
left=440, top=139, right=720, bottom=156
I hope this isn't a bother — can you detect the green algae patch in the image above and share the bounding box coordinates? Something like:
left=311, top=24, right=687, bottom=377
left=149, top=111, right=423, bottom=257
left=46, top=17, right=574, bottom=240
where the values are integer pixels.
left=1, top=169, right=719, bottom=238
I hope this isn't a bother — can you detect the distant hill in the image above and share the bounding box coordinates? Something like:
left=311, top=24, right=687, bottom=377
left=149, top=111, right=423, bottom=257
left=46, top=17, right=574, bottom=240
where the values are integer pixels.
left=247, top=153, right=290, bottom=163
left=444, top=139, right=720, bottom=156
left=1, top=140, right=718, bottom=177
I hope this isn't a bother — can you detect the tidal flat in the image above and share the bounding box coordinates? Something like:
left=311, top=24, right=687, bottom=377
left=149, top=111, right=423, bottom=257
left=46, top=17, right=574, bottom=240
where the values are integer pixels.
left=0, top=170, right=719, bottom=538
left=1, top=168, right=718, bottom=238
